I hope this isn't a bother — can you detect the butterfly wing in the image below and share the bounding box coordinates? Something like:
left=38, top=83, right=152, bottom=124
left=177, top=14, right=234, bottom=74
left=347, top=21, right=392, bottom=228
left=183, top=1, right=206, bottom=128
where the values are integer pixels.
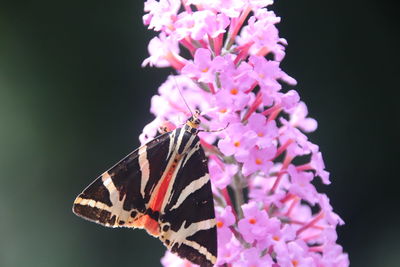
left=73, top=127, right=217, bottom=266
left=158, top=134, right=217, bottom=267
left=73, top=132, right=172, bottom=227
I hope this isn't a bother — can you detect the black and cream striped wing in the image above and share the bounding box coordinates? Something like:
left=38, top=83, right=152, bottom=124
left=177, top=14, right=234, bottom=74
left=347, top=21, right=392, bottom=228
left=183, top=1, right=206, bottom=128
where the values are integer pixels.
left=159, top=135, right=217, bottom=267
left=72, top=126, right=217, bottom=266
left=73, top=132, right=171, bottom=227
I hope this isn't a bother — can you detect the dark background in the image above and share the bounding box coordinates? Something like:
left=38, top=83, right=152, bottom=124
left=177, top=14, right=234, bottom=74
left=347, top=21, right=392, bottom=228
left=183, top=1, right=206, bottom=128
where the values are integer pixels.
left=0, top=1, right=398, bottom=266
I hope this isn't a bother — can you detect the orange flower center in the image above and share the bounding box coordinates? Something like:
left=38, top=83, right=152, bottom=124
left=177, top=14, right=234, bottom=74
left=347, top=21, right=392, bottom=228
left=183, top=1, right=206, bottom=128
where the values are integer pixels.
left=230, top=88, right=238, bottom=95
left=255, top=158, right=262, bottom=165
left=234, top=141, right=241, bottom=147
left=272, top=235, right=280, bottom=241
left=216, top=221, right=224, bottom=228
left=249, top=218, right=256, bottom=224
left=201, top=67, right=209, bottom=73
left=219, top=108, right=227, bottom=113
left=257, top=132, right=264, bottom=137
left=292, top=260, right=299, bottom=267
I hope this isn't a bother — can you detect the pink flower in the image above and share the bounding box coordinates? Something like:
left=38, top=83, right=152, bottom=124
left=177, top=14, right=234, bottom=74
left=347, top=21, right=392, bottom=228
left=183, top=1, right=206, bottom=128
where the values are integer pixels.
left=279, top=119, right=317, bottom=157
left=216, top=205, right=236, bottom=228
left=181, top=48, right=225, bottom=83
left=250, top=55, right=296, bottom=91
left=287, top=164, right=319, bottom=205
left=215, top=206, right=242, bottom=265
left=237, top=201, right=271, bottom=243
left=175, top=10, right=230, bottom=40
left=275, top=240, right=315, bottom=267
left=318, top=194, right=345, bottom=226
left=174, top=11, right=228, bottom=41
left=139, top=117, right=165, bottom=144
left=218, top=123, right=257, bottom=157
left=214, top=89, right=250, bottom=112
left=249, top=174, right=286, bottom=208
left=186, top=0, right=245, bottom=18
left=218, top=56, right=255, bottom=92
left=247, top=113, right=278, bottom=149
left=142, top=33, right=182, bottom=68
left=236, top=247, right=274, bottom=267
left=143, top=0, right=181, bottom=32
left=310, top=151, right=331, bottom=184
left=289, top=101, right=318, bottom=133
left=236, top=145, right=276, bottom=176
left=316, top=242, right=350, bottom=267
left=216, top=235, right=242, bottom=265
left=161, top=251, right=198, bottom=267
left=141, top=1, right=348, bottom=266
left=237, top=9, right=286, bottom=60
left=209, top=159, right=238, bottom=189
left=280, top=90, right=300, bottom=112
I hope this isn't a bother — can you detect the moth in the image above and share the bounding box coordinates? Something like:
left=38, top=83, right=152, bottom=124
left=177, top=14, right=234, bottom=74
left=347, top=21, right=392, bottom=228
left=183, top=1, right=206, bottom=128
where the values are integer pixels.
left=72, top=111, right=217, bottom=267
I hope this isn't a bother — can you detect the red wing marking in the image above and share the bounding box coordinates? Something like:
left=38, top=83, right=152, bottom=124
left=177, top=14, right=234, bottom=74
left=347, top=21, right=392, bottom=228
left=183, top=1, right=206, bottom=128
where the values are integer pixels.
left=148, top=156, right=180, bottom=212
left=132, top=214, right=160, bottom=237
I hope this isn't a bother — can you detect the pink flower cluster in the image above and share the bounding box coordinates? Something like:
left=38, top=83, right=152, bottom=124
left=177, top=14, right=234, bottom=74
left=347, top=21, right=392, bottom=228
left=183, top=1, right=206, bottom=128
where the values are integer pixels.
left=142, top=0, right=349, bottom=266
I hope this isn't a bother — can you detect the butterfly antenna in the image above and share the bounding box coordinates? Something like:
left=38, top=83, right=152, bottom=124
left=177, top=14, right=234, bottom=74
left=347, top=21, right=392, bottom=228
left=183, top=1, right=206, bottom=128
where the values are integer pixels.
left=199, top=122, right=230, bottom=133
left=172, top=75, right=194, bottom=116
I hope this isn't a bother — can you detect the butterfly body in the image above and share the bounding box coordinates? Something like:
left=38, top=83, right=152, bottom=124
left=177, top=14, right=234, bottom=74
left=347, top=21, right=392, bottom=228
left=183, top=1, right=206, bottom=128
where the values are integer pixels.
left=73, top=114, right=217, bottom=267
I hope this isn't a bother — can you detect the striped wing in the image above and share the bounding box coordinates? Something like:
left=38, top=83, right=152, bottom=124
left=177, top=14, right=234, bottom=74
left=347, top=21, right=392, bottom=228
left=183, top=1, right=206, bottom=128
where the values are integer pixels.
left=72, top=127, right=217, bottom=267
left=73, top=132, right=171, bottom=227
left=160, top=139, right=217, bottom=266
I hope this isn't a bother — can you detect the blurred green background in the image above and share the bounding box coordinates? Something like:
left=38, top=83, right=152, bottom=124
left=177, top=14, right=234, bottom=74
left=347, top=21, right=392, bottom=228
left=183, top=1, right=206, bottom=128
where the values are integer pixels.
left=0, top=0, right=397, bottom=266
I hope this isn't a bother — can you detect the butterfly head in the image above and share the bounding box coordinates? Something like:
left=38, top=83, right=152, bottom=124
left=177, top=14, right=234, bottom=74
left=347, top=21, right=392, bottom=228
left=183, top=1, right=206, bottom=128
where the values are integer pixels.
left=186, top=110, right=201, bottom=130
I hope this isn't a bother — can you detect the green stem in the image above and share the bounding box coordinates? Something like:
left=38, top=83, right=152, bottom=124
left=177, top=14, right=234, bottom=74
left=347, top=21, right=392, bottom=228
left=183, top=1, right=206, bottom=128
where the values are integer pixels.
left=213, top=192, right=227, bottom=207
left=232, top=169, right=245, bottom=219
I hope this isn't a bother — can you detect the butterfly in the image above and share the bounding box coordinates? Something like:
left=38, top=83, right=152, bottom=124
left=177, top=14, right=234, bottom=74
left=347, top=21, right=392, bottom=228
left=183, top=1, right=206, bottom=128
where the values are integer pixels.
left=72, top=111, right=217, bottom=267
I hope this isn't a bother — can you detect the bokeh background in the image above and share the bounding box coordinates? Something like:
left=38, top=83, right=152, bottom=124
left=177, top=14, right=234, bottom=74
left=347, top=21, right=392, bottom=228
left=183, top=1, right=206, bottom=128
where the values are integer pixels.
left=0, top=1, right=398, bottom=266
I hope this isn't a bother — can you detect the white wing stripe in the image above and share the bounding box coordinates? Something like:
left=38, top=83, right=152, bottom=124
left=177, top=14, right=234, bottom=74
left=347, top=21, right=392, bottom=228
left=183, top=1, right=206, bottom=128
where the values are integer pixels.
left=169, top=173, right=210, bottom=211
left=182, top=141, right=200, bottom=167
left=183, top=240, right=217, bottom=264
left=138, top=145, right=149, bottom=198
